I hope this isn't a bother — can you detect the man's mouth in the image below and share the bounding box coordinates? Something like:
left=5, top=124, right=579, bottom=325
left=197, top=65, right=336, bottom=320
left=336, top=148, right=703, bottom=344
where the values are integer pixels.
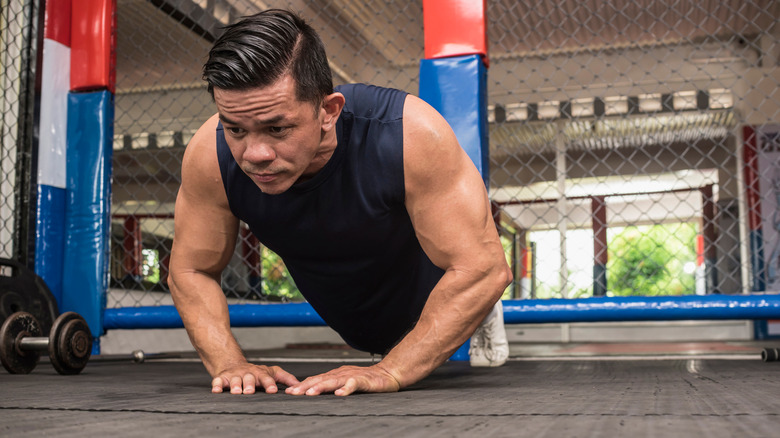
left=253, top=173, right=277, bottom=183
left=247, top=170, right=280, bottom=183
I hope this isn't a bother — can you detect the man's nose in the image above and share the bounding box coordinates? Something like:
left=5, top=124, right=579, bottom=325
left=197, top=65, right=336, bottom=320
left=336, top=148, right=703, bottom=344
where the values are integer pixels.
left=244, top=139, right=276, bottom=163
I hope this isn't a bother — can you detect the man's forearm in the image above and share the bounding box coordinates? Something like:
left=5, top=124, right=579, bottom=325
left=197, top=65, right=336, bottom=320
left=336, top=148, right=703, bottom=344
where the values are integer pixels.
left=169, top=270, right=247, bottom=376
left=378, top=264, right=511, bottom=387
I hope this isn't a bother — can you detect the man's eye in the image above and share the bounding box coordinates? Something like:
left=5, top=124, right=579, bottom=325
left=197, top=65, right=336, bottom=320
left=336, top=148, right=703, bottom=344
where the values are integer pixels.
left=269, top=126, right=287, bottom=134
left=227, top=127, right=244, bottom=135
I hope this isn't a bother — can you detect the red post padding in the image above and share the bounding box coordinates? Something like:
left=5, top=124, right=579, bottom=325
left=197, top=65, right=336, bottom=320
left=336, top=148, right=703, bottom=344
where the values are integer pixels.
left=71, top=0, right=116, bottom=93
left=45, top=0, right=72, bottom=46
left=423, top=0, right=488, bottom=65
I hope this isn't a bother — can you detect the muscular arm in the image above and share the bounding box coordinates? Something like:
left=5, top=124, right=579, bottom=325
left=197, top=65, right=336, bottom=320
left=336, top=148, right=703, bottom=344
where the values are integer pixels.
left=168, top=114, right=298, bottom=394
left=287, top=95, right=511, bottom=396
left=380, top=95, right=513, bottom=385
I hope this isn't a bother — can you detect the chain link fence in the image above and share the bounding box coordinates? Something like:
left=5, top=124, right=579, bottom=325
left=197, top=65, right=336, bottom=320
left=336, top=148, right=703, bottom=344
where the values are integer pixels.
left=111, top=0, right=423, bottom=307
left=110, top=0, right=779, bottom=309
left=0, top=0, right=39, bottom=265
left=488, top=0, right=779, bottom=299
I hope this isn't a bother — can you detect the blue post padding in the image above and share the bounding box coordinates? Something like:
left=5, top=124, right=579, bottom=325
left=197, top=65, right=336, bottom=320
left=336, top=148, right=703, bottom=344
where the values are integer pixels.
left=420, top=55, right=488, bottom=361
left=63, top=90, right=113, bottom=339
left=104, top=303, right=326, bottom=329
left=502, top=294, right=780, bottom=323
left=419, top=55, right=489, bottom=187
left=91, top=337, right=100, bottom=356
left=35, top=184, right=66, bottom=308
left=450, top=341, right=470, bottom=361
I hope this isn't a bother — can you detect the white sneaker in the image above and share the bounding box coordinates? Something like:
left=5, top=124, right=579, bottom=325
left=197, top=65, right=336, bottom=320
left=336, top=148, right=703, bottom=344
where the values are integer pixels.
left=469, top=300, right=509, bottom=367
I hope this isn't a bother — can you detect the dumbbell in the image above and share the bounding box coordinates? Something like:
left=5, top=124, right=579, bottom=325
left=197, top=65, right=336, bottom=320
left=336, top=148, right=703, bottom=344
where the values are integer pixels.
left=0, top=311, right=92, bottom=375
left=762, top=348, right=780, bottom=362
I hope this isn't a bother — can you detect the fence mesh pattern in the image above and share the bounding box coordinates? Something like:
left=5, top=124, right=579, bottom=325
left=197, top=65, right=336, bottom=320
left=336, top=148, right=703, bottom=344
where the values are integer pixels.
left=487, top=0, right=778, bottom=299
left=107, top=0, right=779, bottom=308
left=0, top=0, right=38, bottom=264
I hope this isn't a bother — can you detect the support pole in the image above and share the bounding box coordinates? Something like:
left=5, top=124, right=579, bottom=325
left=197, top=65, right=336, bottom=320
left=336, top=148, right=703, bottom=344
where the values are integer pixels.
left=517, top=228, right=530, bottom=299
left=63, top=0, right=116, bottom=353
left=735, top=126, right=751, bottom=294
left=700, top=185, right=718, bottom=293
left=556, top=124, right=568, bottom=298
left=420, top=0, right=489, bottom=362
left=122, top=216, right=142, bottom=279
left=592, top=196, right=608, bottom=296
left=743, top=125, right=764, bottom=292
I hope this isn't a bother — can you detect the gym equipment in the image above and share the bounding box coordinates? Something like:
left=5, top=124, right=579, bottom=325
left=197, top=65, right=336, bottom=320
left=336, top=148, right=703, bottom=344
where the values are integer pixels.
left=0, top=311, right=92, bottom=375
left=0, top=258, right=59, bottom=334
left=762, top=348, right=780, bottom=362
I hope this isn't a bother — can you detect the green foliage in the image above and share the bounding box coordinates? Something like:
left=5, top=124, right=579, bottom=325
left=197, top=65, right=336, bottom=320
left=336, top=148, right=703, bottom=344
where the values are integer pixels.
left=499, top=232, right=515, bottom=299
left=534, top=282, right=563, bottom=299
left=607, top=223, right=697, bottom=296
left=261, top=247, right=303, bottom=301
left=532, top=273, right=593, bottom=299
left=141, top=249, right=160, bottom=283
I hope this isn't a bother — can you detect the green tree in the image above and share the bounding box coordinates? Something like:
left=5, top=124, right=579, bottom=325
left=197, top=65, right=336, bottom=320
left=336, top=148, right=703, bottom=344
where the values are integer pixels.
left=607, top=223, right=697, bottom=296
left=261, top=247, right=303, bottom=301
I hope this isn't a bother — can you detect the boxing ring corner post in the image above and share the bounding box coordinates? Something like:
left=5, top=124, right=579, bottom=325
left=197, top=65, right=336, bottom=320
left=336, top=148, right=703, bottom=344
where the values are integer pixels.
left=61, top=0, right=116, bottom=356
left=420, top=0, right=490, bottom=360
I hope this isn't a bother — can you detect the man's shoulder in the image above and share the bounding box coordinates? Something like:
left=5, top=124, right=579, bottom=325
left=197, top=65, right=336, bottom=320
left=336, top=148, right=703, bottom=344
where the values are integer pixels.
left=336, top=83, right=407, bottom=121
left=187, top=115, right=220, bottom=156
left=178, top=114, right=230, bottom=211
left=182, top=115, right=221, bottom=180
left=335, top=82, right=390, bottom=95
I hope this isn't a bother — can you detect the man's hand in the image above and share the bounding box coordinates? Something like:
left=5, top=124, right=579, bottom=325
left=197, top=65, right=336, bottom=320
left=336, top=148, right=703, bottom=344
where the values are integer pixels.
left=285, top=364, right=401, bottom=396
left=211, top=363, right=301, bottom=395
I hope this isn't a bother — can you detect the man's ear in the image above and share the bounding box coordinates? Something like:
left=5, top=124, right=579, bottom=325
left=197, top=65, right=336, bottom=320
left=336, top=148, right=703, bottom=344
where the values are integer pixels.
left=320, top=92, right=345, bottom=131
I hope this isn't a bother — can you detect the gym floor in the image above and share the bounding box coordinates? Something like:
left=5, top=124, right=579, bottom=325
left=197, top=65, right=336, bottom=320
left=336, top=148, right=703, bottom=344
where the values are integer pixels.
left=2, top=342, right=779, bottom=437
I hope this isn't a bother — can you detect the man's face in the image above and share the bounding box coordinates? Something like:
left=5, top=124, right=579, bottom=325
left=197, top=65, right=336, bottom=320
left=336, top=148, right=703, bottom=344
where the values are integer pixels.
left=214, top=75, right=331, bottom=195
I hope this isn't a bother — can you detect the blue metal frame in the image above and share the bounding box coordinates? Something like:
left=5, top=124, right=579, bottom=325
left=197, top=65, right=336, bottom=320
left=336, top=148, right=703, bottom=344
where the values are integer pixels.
left=502, top=294, right=780, bottom=323
left=104, top=303, right=325, bottom=330
left=105, top=294, right=780, bottom=330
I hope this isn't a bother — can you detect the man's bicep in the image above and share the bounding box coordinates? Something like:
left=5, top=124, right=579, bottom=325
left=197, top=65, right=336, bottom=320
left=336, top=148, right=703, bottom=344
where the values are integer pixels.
left=171, top=117, right=239, bottom=278
left=408, top=170, right=497, bottom=271
left=172, top=187, right=239, bottom=277
left=402, top=97, right=500, bottom=270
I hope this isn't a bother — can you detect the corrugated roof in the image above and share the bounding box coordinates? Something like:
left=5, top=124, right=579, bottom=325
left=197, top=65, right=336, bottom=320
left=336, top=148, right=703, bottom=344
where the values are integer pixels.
left=490, top=110, right=736, bottom=156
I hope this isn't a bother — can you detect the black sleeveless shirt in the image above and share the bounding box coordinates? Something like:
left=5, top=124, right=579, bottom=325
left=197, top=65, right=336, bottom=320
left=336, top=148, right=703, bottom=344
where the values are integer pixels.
left=216, top=84, right=444, bottom=354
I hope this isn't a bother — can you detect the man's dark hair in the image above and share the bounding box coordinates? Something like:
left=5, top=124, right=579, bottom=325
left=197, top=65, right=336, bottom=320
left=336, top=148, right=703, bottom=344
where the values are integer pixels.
left=203, top=9, right=333, bottom=108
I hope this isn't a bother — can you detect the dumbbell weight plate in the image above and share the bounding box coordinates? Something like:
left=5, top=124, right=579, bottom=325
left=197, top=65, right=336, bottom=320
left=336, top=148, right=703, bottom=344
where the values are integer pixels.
left=0, top=258, right=59, bottom=334
left=48, top=312, right=92, bottom=375
left=0, top=311, right=42, bottom=374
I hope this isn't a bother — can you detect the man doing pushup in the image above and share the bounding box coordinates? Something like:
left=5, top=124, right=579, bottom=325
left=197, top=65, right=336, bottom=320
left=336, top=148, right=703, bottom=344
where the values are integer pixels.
left=168, top=9, right=511, bottom=397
